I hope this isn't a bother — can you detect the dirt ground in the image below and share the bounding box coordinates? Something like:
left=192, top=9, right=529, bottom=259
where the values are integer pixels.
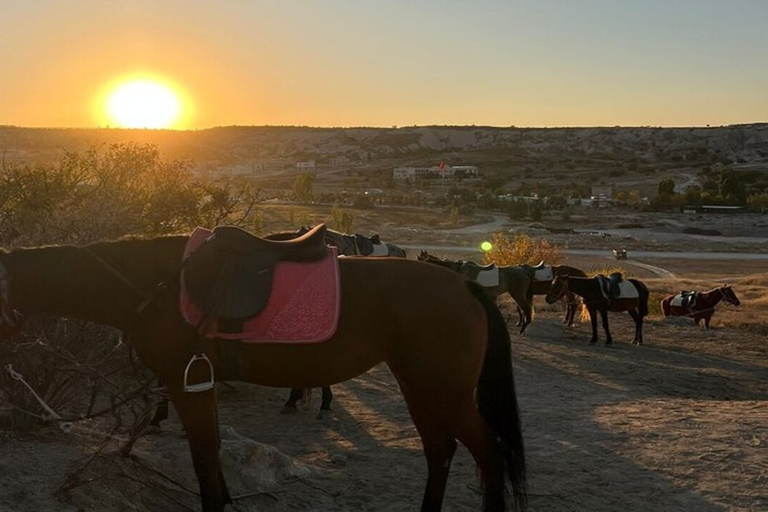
left=2, top=209, right=767, bottom=511
left=1, top=300, right=766, bottom=512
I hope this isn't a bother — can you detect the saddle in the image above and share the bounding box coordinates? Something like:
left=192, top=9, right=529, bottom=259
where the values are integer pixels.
left=459, top=261, right=497, bottom=281
left=183, top=224, right=328, bottom=322
left=597, top=273, right=624, bottom=301
left=674, top=291, right=698, bottom=308
left=520, top=261, right=546, bottom=279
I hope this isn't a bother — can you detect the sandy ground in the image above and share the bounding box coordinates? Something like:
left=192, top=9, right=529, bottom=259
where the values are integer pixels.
left=1, top=302, right=766, bottom=512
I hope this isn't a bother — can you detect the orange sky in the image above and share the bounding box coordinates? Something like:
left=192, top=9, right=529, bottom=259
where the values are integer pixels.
left=2, top=1, right=767, bottom=129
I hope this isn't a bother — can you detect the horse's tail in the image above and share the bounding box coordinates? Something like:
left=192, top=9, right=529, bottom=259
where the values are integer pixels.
left=467, top=281, right=527, bottom=511
left=580, top=302, right=590, bottom=322
left=660, top=297, right=670, bottom=317
left=630, top=279, right=649, bottom=317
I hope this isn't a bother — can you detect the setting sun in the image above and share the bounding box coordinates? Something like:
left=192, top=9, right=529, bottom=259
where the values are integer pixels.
left=104, top=78, right=184, bottom=129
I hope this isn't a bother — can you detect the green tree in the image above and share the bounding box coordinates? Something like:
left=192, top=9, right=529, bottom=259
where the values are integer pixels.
left=657, top=178, right=675, bottom=196
left=293, top=172, right=314, bottom=202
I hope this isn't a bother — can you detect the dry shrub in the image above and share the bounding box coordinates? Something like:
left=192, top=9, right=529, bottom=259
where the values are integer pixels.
left=0, top=143, right=260, bottom=431
left=482, top=232, right=563, bottom=266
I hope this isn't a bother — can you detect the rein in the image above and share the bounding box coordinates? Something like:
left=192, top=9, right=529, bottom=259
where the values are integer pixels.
left=81, top=246, right=171, bottom=319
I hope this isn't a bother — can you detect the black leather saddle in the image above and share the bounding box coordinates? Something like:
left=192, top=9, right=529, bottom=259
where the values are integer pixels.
left=597, top=272, right=624, bottom=300
left=459, top=261, right=497, bottom=281
left=520, top=261, right=546, bottom=278
left=678, top=291, right=698, bottom=308
left=184, top=224, right=328, bottom=323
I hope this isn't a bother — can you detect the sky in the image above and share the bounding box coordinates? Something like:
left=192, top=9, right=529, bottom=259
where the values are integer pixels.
left=1, top=0, right=767, bottom=129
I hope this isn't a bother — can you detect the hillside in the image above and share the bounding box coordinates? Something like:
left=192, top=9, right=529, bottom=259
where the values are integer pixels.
left=2, top=125, right=767, bottom=174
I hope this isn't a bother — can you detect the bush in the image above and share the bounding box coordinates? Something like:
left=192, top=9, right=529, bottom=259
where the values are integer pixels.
left=482, top=232, right=563, bottom=266
left=0, top=143, right=261, bottom=431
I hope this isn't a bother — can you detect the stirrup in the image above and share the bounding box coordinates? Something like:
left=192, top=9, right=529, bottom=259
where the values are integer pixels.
left=183, top=354, right=215, bottom=393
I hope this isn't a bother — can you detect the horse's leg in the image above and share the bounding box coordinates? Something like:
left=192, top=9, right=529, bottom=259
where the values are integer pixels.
left=149, top=378, right=169, bottom=427
left=169, top=388, right=231, bottom=511
left=588, top=306, right=598, bottom=344
left=395, top=390, right=458, bottom=512
left=515, top=304, right=523, bottom=326
left=600, top=308, right=612, bottom=345
left=513, top=292, right=532, bottom=335
left=705, top=313, right=713, bottom=329
left=282, top=388, right=304, bottom=414
left=316, top=386, right=333, bottom=420
left=628, top=309, right=641, bottom=345
left=565, top=293, right=576, bottom=326
left=455, top=404, right=506, bottom=511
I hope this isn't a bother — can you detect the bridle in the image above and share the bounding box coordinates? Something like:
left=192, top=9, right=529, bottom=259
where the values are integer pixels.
left=718, top=286, right=739, bottom=307
left=545, top=276, right=567, bottom=304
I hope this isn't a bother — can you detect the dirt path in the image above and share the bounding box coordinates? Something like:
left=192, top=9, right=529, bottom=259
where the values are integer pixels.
left=2, top=305, right=766, bottom=511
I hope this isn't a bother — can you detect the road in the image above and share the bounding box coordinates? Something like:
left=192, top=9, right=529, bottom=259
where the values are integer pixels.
left=403, top=244, right=768, bottom=261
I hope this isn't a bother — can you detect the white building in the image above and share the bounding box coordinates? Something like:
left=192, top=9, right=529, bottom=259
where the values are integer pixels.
left=393, top=164, right=480, bottom=182
left=296, top=160, right=316, bottom=170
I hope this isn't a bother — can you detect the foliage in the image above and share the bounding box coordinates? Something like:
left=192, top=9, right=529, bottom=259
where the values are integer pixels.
left=292, top=172, right=314, bottom=203
left=0, top=143, right=261, bottom=430
left=657, top=177, right=676, bottom=197
left=330, top=203, right=355, bottom=233
left=0, top=143, right=261, bottom=246
left=482, top=232, right=563, bottom=266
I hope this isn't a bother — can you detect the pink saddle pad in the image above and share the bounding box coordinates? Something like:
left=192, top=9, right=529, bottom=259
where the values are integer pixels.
left=180, top=227, right=340, bottom=343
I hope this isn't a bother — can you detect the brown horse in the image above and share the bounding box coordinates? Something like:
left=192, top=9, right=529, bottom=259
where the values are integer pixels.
left=545, top=274, right=649, bottom=345
left=660, top=285, right=740, bottom=328
left=0, top=233, right=526, bottom=512
left=417, top=251, right=534, bottom=334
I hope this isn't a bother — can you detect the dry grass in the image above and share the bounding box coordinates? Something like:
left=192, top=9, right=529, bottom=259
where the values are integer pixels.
left=644, top=272, right=768, bottom=333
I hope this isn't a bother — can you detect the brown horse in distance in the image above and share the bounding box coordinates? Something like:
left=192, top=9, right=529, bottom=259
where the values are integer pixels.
left=0, top=230, right=526, bottom=512
left=660, top=285, right=740, bottom=328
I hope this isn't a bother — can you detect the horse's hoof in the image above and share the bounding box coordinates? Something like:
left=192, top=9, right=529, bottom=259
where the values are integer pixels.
left=280, top=406, right=298, bottom=415
left=316, top=409, right=332, bottom=420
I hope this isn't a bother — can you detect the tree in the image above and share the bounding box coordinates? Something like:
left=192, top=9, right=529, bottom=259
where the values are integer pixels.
left=718, top=170, right=746, bottom=203
left=293, top=172, right=314, bottom=202
left=657, top=178, right=675, bottom=197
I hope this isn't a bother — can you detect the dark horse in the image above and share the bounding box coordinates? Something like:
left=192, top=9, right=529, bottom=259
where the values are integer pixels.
left=546, top=274, right=649, bottom=345
left=275, top=225, right=407, bottom=258
left=660, top=285, right=740, bottom=328
left=269, top=226, right=407, bottom=416
left=525, top=265, right=587, bottom=327
left=417, top=251, right=534, bottom=334
left=0, top=234, right=525, bottom=512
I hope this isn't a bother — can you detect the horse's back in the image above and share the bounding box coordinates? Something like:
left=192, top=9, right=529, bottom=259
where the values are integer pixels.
left=227, top=258, right=489, bottom=389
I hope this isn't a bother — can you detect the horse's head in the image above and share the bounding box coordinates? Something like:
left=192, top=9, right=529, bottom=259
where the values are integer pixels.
left=545, top=274, right=568, bottom=304
left=721, top=285, right=741, bottom=306
left=417, top=250, right=437, bottom=262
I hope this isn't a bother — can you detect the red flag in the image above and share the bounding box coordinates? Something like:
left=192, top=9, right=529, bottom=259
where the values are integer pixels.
left=438, top=161, right=445, bottom=171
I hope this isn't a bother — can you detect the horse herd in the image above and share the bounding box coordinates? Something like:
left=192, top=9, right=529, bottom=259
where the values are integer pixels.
left=0, top=224, right=742, bottom=512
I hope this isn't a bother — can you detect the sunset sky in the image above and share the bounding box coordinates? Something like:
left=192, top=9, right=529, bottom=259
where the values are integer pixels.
left=1, top=0, right=766, bottom=129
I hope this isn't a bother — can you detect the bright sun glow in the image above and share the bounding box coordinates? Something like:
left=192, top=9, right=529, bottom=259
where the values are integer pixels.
left=105, top=79, right=183, bottom=129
